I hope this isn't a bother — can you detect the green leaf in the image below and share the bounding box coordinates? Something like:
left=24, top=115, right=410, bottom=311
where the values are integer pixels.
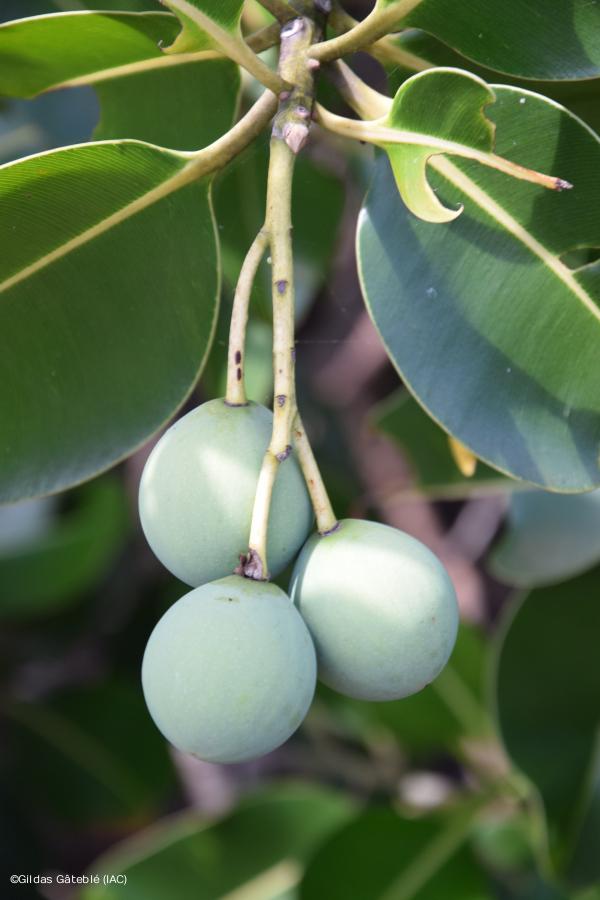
left=384, top=31, right=600, bottom=139
left=81, top=784, right=354, bottom=899
left=373, top=390, right=508, bottom=499
left=0, top=13, right=189, bottom=98
left=0, top=140, right=219, bottom=502
left=300, top=803, right=492, bottom=900
left=163, top=0, right=244, bottom=52
left=7, top=679, right=176, bottom=824
left=489, top=489, right=600, bottom=588
left=493, top=570, right=600, bottom=884
left=94, top=58, right=240, bottom=148
left=357, top=87, right=600, bottom=491
left=380, top=69, right=498, bottom=224
left=376, top=0, right=600, bottom=80
left=0, top=12, right=241, bottom=150
left=0, top=475, right=129, bottom=618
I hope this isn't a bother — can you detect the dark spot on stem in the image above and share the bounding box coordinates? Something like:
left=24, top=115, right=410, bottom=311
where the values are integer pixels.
left=276, top=279, right=288, bottom=294
left=276, top=394, right=286, bottom=407
left=236, top=367, right=242, bottom=381
left=276, top=445, right=292, bottom=462
left=234, top=350, right=242, bottom=364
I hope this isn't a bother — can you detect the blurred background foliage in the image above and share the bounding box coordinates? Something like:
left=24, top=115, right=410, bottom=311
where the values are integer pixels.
left=1, top=1, right=599, bottom=899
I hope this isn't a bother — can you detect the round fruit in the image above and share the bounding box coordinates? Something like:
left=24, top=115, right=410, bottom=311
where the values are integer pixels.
left=289, top=519, right=459, bottom=701
left=142, top=575, right=316, bottom=763
left=138, top=400, right=312, bottom=586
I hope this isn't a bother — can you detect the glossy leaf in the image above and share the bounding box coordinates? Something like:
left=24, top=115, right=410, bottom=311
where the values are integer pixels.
left=0, top=12, right=240, bottom=151
left=162, top=0, right=244, bottom=55
left=373, top=390, right=507, bottom=499
left=494, top=570, right=600, bottom=884
left=0, top=141, right=219, bottom=502
left=8, top=679, right=176, bottom=824
left=489, top=489, right=600, bottom=588
left=300, top=804, right=492, bottom=900
left=376, top=0, right=600, bottom=80
left=358, top=88, right=600, bottom=491
left=381, top=68, right=498, bottom=223
left=384, top=31, right=600, bottom=138
left=0, top=476, right=129, bottom=618
left=94, top=58, right=239, bottom=149
left=0, top=13, right=190, bottom=98
left=81, top=784, right=353, bottom=899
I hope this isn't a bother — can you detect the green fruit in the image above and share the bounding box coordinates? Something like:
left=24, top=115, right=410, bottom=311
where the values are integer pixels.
left=289, top=519, right=459, bottom=701
left=138, top=399, right=312, bottom=586
left=142, top=575, right=316, bottom=763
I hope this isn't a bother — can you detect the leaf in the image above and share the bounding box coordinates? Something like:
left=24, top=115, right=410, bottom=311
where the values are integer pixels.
left=381, top=69, right=497, bottom=223
left=0, top=476, right=129, bottom=618
left=372, top=390, right=508, bottom=499
left=94, top=58, right=240, bottom=149
left=357, top=86, right=600, bottom=491
left=375, top=0, right=600, bottom=80
left=0, top=12, right=241, bottom=150
left=162, top=0, right=244, bottom=53
left=383, top=30, right=600, bottom=139
left=7, top=679, right=176, bottom=824
left=493, top=570, right=600, bottom=885
left=80, top=784, right=354, bottom=899
left=0, top=13, right=188, bottom=98
left=160, top=0, right=281, bottom=94
left=0, top=140, right=219, bottom=502
left=489, top=489, right=600, bottom=588
left=300, top=803, right=492, bottom=900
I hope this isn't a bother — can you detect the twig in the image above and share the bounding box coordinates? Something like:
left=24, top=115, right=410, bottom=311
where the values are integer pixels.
left=309, top=0, right=424, bottom=62
left=225, top=229, right=270, bottom=406
left=293, top=413, right=338, bottom=534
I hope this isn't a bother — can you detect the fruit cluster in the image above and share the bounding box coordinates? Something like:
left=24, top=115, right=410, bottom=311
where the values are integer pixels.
left=139, top=400, right=459, bottom=764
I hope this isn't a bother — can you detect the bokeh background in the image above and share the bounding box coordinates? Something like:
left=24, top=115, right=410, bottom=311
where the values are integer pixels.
left=1, top=2, right=599, bottom=899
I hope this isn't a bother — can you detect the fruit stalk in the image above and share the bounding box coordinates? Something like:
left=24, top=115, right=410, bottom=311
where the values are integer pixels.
left=225, top=228, right=270, bottom=407
left=293, top=413, right=338, bottom=534
left=241, top=11, right=323, bottom=580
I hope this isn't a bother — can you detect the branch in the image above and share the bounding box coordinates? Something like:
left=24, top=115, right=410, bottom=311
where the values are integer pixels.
left=293, top=413, right=338, bottom=534
left=256, top=0, right=298, bottom=21
left=165, top=0, right=287, bottom=93
left=325, top=60, right=391, bottom=119
left=241, top=14, right=323, bottom=579
left=187, top=89, right=277, bottom=177
left=225, top=229, right=270, bottom=406
left=314, top=104, right=572, bottom=192
left=328, top=2, right=431, bottom=72
left=309, top=0, right=424, bottom=62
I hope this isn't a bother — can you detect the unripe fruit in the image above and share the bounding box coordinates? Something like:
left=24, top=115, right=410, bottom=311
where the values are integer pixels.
left=138, top=400, right=312, bottom=586
left=289, top=519, right=459, bottom=701
left=142, top=575, right=316, bottom=763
